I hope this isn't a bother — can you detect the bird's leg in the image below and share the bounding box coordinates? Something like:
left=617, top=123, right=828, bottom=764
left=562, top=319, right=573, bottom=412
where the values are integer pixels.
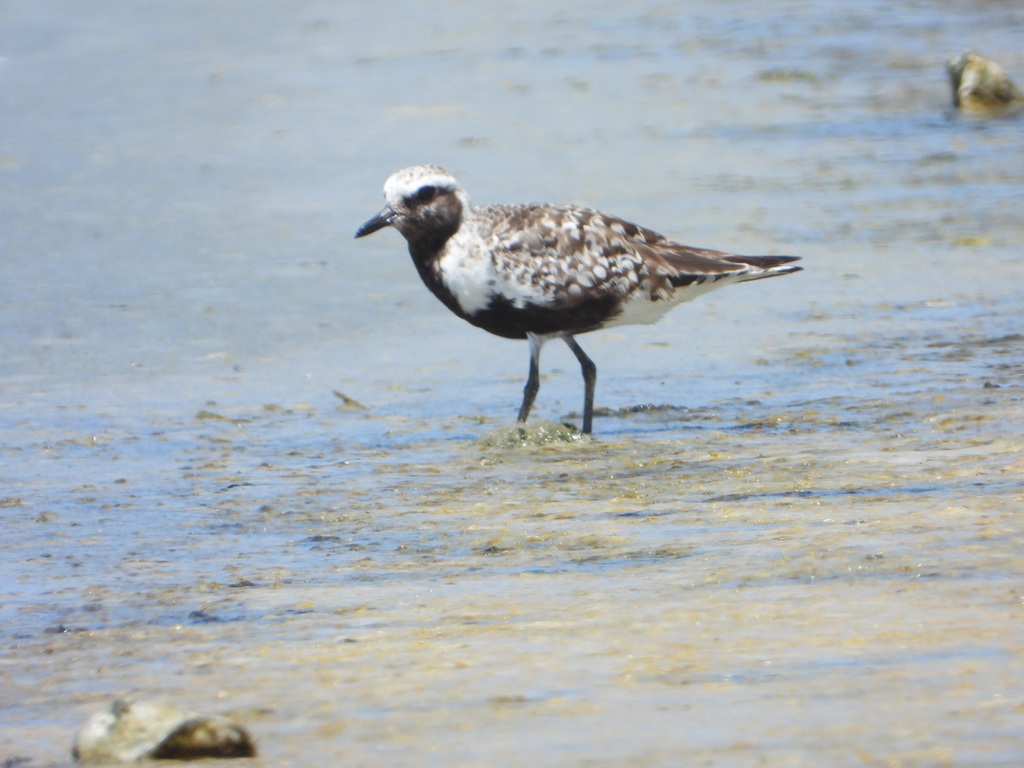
left=563, top=335, right=596, bottom=434
left=517, top=333, right=544, bottom=424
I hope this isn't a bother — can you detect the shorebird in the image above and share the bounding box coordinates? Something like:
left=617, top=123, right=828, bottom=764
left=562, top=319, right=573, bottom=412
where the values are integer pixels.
left=355, top=165, right=801, bottom=434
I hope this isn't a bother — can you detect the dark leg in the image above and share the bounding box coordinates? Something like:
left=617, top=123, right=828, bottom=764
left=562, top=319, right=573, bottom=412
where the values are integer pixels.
left=563, top=335, right=596, bottom=434
left=517, top=333, right=544, bottom=424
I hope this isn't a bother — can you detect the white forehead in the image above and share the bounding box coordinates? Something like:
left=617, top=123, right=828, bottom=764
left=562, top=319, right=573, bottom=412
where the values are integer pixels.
left=383, top=165, right=460, bottom=203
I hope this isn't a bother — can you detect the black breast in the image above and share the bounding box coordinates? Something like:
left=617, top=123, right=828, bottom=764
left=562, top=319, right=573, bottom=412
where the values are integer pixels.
left=408, top=241, right=621, bottom=341
left=454, top=293, right=622, bottom=340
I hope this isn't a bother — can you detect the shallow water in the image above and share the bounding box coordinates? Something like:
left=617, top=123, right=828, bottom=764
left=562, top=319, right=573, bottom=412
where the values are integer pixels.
left=2, top=1, right=1024, bottom=766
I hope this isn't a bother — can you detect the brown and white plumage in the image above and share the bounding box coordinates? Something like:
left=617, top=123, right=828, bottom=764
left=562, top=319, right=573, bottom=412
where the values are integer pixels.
left=355, top=164, right=801, bottom=434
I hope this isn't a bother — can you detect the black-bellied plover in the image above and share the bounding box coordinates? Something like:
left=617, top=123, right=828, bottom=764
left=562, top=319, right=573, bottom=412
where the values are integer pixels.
left=355, top=165, right=801, bottom=434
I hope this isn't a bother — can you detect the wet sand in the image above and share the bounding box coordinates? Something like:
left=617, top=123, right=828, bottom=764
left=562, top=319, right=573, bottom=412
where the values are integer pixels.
left=2, top=1, right=1024, bottom=766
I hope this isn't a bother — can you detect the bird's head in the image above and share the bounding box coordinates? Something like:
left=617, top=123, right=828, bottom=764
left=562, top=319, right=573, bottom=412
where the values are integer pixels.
left=355, top=165, right=468, bottom=247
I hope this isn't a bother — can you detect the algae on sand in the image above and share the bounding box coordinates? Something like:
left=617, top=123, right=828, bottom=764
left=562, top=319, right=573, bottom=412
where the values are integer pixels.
left=476, top=419, right=590, bottom=449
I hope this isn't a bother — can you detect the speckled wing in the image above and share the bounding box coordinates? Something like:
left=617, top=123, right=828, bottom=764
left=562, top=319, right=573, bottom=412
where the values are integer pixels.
left=477, top=203, right=753, bottom=307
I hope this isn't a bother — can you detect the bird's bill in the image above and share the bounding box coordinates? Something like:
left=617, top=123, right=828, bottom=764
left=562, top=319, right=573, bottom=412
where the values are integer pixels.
left=354, top=206, right=399, bottom=238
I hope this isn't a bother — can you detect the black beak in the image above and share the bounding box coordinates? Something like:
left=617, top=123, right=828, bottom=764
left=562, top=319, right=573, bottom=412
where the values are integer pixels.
left=355, top=205, right=399, bottom=238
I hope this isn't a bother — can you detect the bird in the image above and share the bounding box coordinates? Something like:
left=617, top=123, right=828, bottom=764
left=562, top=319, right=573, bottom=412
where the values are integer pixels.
left=355, top=165, right=801, bottom=435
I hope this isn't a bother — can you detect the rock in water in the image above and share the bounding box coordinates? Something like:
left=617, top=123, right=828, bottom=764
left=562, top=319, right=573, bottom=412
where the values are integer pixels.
left=72, top=698, right=255, bottom=763
left=947, top=52, right=1024, bottom=115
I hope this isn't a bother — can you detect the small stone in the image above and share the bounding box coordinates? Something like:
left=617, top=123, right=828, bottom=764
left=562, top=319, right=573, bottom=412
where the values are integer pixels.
left=947, top=52, right=1024, bottom=116
left=72, top=697, right=255, bottom=763
left=149, top=716, right=255, bottom=760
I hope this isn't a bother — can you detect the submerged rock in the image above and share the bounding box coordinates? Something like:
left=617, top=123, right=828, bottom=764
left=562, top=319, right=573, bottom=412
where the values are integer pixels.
left=72, top=698, right=255, bottom=763
left=947, top=52, right=1024, bottom=116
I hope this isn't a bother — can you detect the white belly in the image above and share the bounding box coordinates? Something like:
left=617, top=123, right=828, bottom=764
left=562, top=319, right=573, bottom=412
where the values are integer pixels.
left=602, top=277, right=737, bottom=328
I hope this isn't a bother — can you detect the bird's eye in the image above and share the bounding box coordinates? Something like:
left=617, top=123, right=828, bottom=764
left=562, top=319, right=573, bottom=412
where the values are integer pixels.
left=413, top=185, right=437, bottom=203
